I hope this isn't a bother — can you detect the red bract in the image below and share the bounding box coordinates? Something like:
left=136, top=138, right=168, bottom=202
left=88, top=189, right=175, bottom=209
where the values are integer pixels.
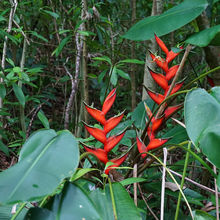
left=83, top=88, right=127, bottom=174
left=137, top=35, right=183, bottom=158
left=105, top=153, right=128, bottom=175
left=136, top=136, right=169, bottom=159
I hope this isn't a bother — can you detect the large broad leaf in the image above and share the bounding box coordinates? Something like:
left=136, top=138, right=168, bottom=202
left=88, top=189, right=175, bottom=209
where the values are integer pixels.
left=123, top=0, right=208, bottom=41
left=185, top=25, right=220, bottom=47
left=0, top=129, right=79, bottom=204
left=184, top=87, right=220, bottom=168
left=25, top=182, right=141, bottom=220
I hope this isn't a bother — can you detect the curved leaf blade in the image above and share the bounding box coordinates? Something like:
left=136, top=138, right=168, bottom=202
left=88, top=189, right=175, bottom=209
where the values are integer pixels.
left=0, top=130, right=79, bottom=204
left=185, top=87, right=220, bottom=168
left=185, top=25, right=220, bottom=47
left=123, top=0, right=208, bottom=41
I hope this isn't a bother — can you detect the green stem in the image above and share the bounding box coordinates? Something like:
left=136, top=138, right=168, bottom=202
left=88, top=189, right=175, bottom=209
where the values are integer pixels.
left=179, top=145, right=217, bottom=178
left=108, top=177, right=117, bottom=220
left=10, top=203, right=26, bottom=220
left=39, top=196, right=48, bottom=207
left=183, top=66, right=220, bottom=90
left=147, top=152, right=194, bottom=220
left=174, top=142, right=191, bottom=220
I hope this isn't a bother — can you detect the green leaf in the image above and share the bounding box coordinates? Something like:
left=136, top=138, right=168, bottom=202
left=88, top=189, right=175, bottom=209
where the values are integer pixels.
left=0, top=204, right=28, bottom=220
left=52, top=36, right=71, bottom=57
left=70, top=168, right=98, bottom=182
left=24, top=207, right=54, bottom=220
left=29, top=31, right=48, bottom=43
left=12, top=83, right=25, bottom=107
left=217, top=173, right=220, bottom=191
left=0, top=15, right=6, bottom=22
left=13, top=67, right=21, bottom=73
left=37, top=111, right=50, bottom=129
left=92, top=56, right=112, bottom=65
left=41, top=10, right=59, bottom=19
left=29, top=181, right=141, bottom=220
left=185, top=87, right=220, bottom=168
left=119, top=59, right=145, bottom=64
left=0, top=84, right=6, bottom=99
left=185, top=24, right=220, bottom=47
left=193, top=210, right=216, bottom=220
left=123, top=0, right=208, bottom=41
left=116, top=69, right=130, bottom=80
left=0, top=140, right=9, bottom=156
left=163, top=125, right=188, bottom=145
left=0, top=129, right=79, bottom=204
left=110, top=67, right=118, bottom=86
left=120, top=177, right=146, bottom=186
left=21, top=72, right=30, bottom=82
left=77, top=30, right=96, bottom=36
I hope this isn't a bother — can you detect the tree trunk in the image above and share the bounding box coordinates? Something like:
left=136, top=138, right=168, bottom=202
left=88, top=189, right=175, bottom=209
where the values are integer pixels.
left=142, top=0, right=163, bottom=101
left=131, top=0, right=136, bottom=110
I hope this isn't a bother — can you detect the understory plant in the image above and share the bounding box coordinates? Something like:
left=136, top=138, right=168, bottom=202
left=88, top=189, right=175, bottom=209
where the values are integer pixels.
left=0, top=34, right=220, bottom=220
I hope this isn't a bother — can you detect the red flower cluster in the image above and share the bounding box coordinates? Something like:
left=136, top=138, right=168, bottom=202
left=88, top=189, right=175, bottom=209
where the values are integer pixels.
left=137, top=35, right=183, bottom=158
left=82, top=89, right=127, bottom=174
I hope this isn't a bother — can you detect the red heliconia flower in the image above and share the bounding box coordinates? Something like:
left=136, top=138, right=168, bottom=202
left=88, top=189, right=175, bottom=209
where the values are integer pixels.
left=81, top=142, right=108, bottom=164
left=164, top=104, right=183, bottom=119
left=136, top=136, right=169, bottom=159
left=154, top=34, right=181, bottom=64
left=145, top=87, right=165, bottom=105
left=149, top=52, right=169, bottom=73
left=149, top=67, right=168, bottom=91
left=144, top=103, right=164, bottom=140
left=105, top=153, right=128, bottom=175
left=83, top=88, right=128, bottom=175
left=137, top=35, right=184, bottom=159
left=166, top=65, right=179, bottom=81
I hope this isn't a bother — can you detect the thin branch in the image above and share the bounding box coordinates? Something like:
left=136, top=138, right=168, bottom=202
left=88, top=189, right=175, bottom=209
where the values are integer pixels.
left=168, top=169, right=220, bottom=196
left=156, top=44, right=192, bottom=118
left=138, top=184, right=159, bottom=220
left=64, top=33, right=83, bottom=129
left=13, top=19, right=30, bottom=45
left=214, top=166, right=219, bottom=220
left=160, top=148, right=167, bottom=220
left=133, top=163, right=138, bottom=206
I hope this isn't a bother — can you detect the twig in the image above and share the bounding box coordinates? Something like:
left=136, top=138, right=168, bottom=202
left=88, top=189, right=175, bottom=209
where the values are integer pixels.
left=19, top=39, right=27, bottom=135
left=168, top=169, right=220, bottom=196
left=138, top=184, right=159, bottom=220
left=26, top=104, right=43, bottom=138
left=13, top=20, right=30, bottom=45
left=160, top=148, right=167, bottom=220
left=0, top=0, right=17, bottom=111
left=156, top=44, right=192, bottom=118
left=133, top=163, right=138, bottom=206
left=175, top=142, right=191, bottom=220
left=64, top=31, right=83, bottom=129
left=214, top=166, right=219, bottom=220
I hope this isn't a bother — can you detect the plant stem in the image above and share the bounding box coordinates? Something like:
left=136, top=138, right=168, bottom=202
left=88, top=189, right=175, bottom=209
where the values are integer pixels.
left=133, top=163, right=138, bottom=206
left=160, top=148, right=167, bottom=220
left=147, top=151, right=194, bottom=220
left=108, top=177, right=118, bottom=220
left=19, top=39, right=27, bottom=135
left=214, top=165, right=219, bottom=220
left=174, top=141, right=191, bottom=220
left=10, top=202, right=26, bottom=220
left=183, top=65, right=220, bottom=89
